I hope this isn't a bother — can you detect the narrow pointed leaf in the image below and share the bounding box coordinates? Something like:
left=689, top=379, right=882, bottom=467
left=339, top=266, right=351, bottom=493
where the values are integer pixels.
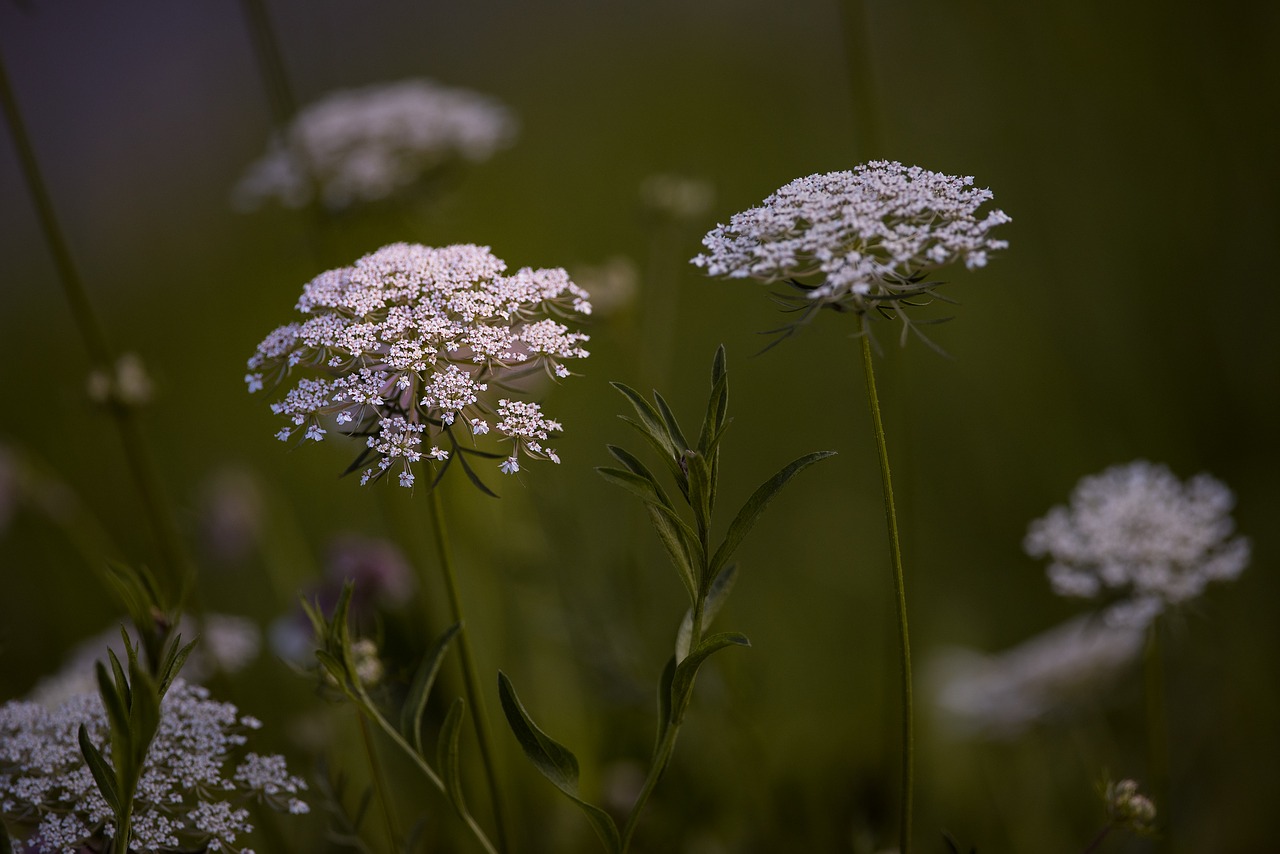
left=670, top=632, right=750, bottom=712
left=402, top=622, right=462, bottom=755
left=127, top=659, right=161, bottom=769
left=314, top=650, right=349, bottom=693
left=685, top=449, right=713, bottom=544
left=654, top=654, right=677, bottom=753
left=454, top=447, right=500, bottom=498
left=676, top=564, right=738, bottom=661
left=78, top=725, right=122, bottom=815
left=106, top=649, right=130, bottom=710
left=596, top=466, right=677, bottom=515
left=644, top=506, right=698, bottom=601
left=158, top=636, right=198, bottom=698
left=436, top=697, right=468, bottom=815
left=617, top=416, right=689, bottom=499
left=696, top=366, right=729, bottom=456
left=498, top=672, right=620, bottom=853
left=709, top=451, right=837, bottom=579
left=611, top=382, right=676, bottom=459
left=95, top=662, right=129, bottom=738
left=652, top=391, right=689, bottom=452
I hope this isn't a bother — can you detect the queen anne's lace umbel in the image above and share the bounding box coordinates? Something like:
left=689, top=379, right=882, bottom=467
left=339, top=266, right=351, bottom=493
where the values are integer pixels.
left=233, top=78, right=516, bottom=211
left=0, top=680, right=307, bottom=853
left=247, top=243, right=590, bottom=485
left=692, top=162, right=1009, bottom=315
left=1024, top=461, right=1250, bottom=623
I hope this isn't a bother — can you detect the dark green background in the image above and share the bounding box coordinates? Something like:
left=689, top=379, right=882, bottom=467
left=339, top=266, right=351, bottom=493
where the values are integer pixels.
left=1, top=2, right=1276, bottom=851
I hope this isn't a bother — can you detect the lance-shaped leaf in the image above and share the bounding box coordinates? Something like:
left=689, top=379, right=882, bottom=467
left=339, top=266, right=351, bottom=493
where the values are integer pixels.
left=157, top=634, right=197, bottom=698
left=436, top=697, right=468, bottom=815
left=685, top=449, right=713, bottom=546
left=498, top=672, right=620, bottom=853
left=653, top=655, right=677, bottom=757
left=669, top=632, right=751, bottom=718
left=652, top=391, right=690, bottom=452
left=696, top=346, right=729, bottom=456
left=708, top=451, right=837, bottom=580
left=402, top=622, right=462, bottom=756
left=611, top=382, right=678, bottom=461
left=676, top=565, right=738, bottom=662
left=597, top=466, right=701, bottom=599
left=78, top=725, right=121, bottom=815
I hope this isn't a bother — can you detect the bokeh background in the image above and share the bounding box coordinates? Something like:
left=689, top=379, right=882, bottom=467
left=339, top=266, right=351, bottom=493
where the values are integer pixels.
left=1, top=1, right=1277, bottom=851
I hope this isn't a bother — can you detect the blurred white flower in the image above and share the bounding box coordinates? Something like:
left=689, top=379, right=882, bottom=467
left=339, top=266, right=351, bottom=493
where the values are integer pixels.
left=234, top=78, right=516, bottom=211
left=928, top=612, right=1147, bottom=739
left=246, top=243, right=590, bottom=485
left=640, top=173, right=715, bottom=222
left=1025, top=460, right=1249, bottom=623
left=692, top=162, right=1008, bottom=326
left=1104, top=778, right=1157, bottom=834
left=27, top=616, right=261, bottom=707
left=1, top=680, right=306, bottom=853
left=197, top=466, right=266, bottom=565
left=570, top=256, right=638, bottom=317
left=86, top=352, right=153, bottom=408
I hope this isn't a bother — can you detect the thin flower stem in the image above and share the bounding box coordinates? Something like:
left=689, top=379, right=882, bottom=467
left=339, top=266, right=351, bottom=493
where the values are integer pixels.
left=356, top=710, right=403, bottom=850
left=619, top=596, right=705, bottom=854
left=351, top=685, right=498, bottom=854
left=859, top=331, right=914, bottom=854
left=427, top=486, right=512, bottom=854
left=0, top=48, right=195, bottom=600
left=1082, top=824, right=1112, bottom=854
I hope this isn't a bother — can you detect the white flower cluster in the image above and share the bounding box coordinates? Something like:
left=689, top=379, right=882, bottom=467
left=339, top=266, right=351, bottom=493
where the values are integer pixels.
left=929, top=614, right=1147, bottom=739
left=234, top=78, right=517, bottom=211
left=692, top=161, right=1009, bottom=312
left=1025, top=460, right=1250, bottom=624
left=247, top=243, right=590, bottom=486
left=0, top=680, right=307, bottom=853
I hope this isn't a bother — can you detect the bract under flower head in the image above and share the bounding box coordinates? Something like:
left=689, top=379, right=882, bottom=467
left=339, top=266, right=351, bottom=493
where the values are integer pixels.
left=247, top=243, right=590, bottom=486
left=234, top=78, right=517, bottom=211
left=1025, top=460, right=1250, bottom=623
left=692, top=162, right=1009, bottom=334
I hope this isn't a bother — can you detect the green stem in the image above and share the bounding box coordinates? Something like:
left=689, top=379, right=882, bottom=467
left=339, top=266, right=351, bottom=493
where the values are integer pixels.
left=357, top=710, right=403, bottom=850
left=1082, top=824, right=1112, bottom=854
left=859, top=332, right=914, bottom=854
left=427, top=487, right=512, bottom=854
left=0, top=48, right=194, bottom=601
left=351, top=684, right=498, bottom=854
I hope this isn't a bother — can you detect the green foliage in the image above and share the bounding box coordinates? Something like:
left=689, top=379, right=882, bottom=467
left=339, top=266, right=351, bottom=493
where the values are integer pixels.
left=497, top=672, right=621, bottom=853
left=77, top=633, right=167, bottom=854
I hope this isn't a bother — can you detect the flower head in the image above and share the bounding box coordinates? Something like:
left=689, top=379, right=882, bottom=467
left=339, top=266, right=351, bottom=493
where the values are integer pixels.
left=1, top=680, right=306, bottom=853
left=1025, top=460, right=1249, bottom=623
left=247, top=243, right=589, bottom=487
left=234, top=78, right=516, bottom=212
left=692, top=162, right=1009, bottom=338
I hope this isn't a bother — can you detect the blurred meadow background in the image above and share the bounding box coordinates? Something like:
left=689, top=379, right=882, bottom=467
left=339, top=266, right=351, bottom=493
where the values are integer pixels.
left=1, top=1, right=1278, bottom=851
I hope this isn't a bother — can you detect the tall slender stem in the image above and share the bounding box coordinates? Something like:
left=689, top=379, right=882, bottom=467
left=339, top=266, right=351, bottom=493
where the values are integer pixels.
left=426, top=487, right=512, bottom=854
left=859, top=332, right=914, bottom=854
left=357, top=711, right=403, bottom=850
left=0, top=47, right=194, bottom=599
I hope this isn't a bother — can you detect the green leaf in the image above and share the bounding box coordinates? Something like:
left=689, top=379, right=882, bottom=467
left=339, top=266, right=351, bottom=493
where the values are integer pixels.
left=454, top=446, right=500, bottom=498
left=654, top=655, right=676, bottom=753
left=402, top=622, right=462, bottom=756
left=315, top=649, right=349, bottom=693
left=78, top=724, right=121, bottom=815
left=498, top=672, right=620, bottom=853
left=436, top=697, right=468, bottom=815
left=652, top=391, right=689, bottom=452
left=676, top=565, right=738, bottom=661
left=106, top=648, right=131, bottom=710
left=596, top=466, right=677, bottom=515
left=95, top=662, right=130, bottom=741
left=670, top=632, right=750, bottom=715
left=611, top=382, right=677, bottom=460
left=158, top=635, right=198, bottom=697
left=126, top=658, right=161, bottom=773
left=708, top=451, right=837, bottom=580
left=696, top=348, right=729, bottom=456
left=685, top=449, right=713, bottom=545
left=619, top=416, right=691, bottom=502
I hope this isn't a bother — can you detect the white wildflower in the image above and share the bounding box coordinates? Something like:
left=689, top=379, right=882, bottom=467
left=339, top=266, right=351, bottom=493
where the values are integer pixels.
left=640, top=173, right=715, bottom=221
left=1025, top=461, right=1249, bottom=623
left=0, top=680, right=306, bottom=853
left=233, top=78, right=517, bottom=211
left=248, top=243, right=589, bottom=486
left=928, top=613, right=1147, bottom=739
left=692, top=161, right=1009, bottom=327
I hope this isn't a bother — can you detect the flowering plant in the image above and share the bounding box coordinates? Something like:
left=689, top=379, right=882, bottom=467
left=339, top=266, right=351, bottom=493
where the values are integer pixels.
left=246, top=242, right=591, bottom=489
